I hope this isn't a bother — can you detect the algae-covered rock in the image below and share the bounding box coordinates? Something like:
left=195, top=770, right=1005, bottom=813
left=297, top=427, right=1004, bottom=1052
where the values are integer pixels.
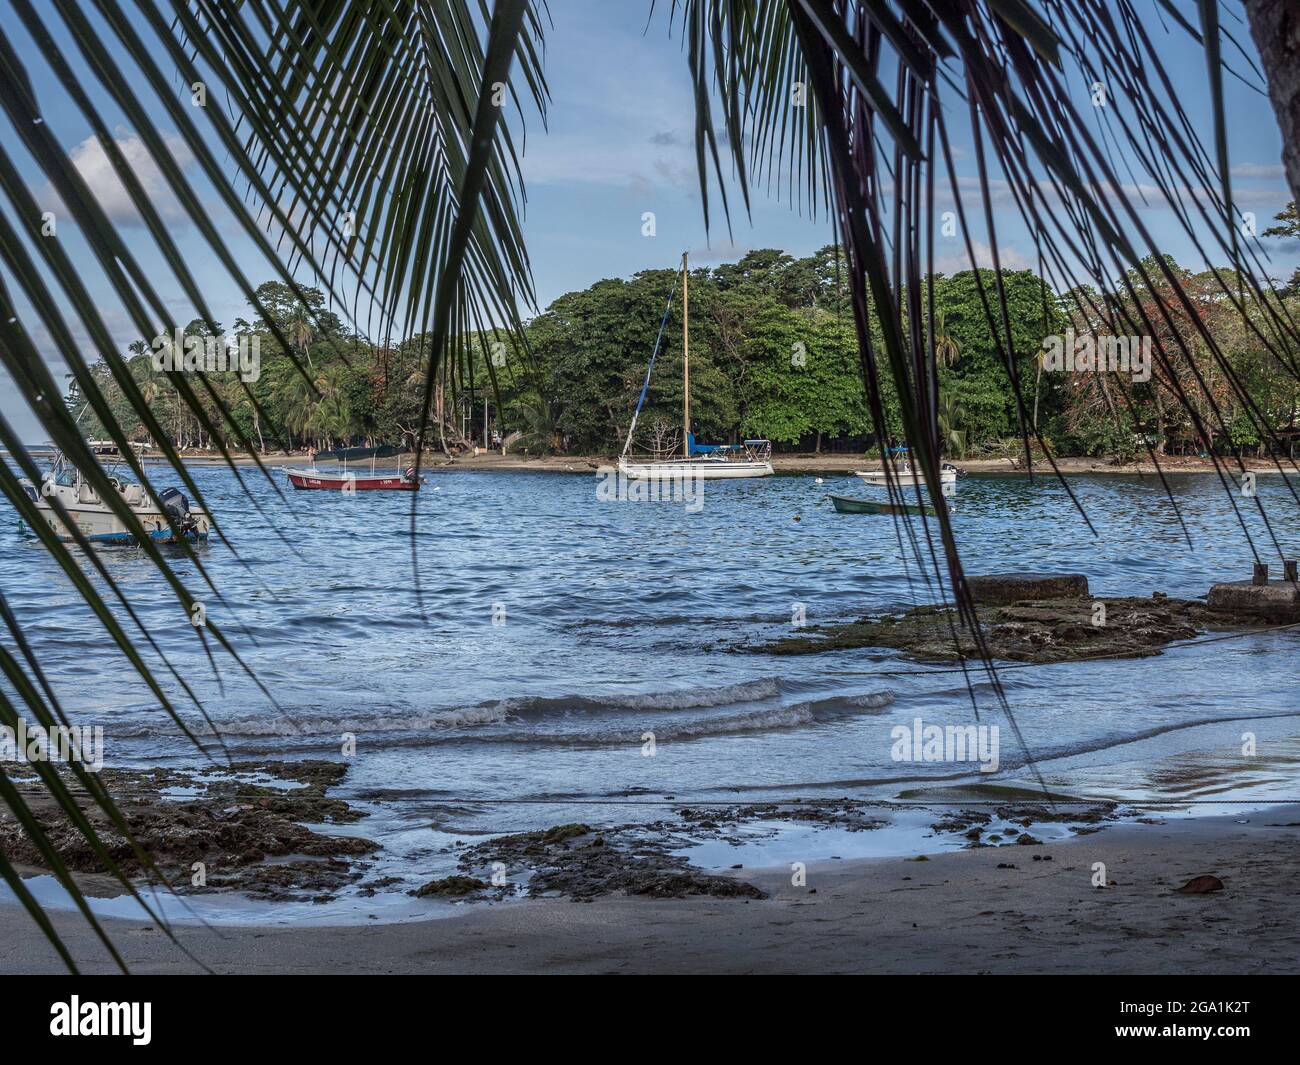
left=757, top=592, right=1273, bottom=664
left=461, top=820, right=767, bottom=902
left=412, top=875, right=490, bottom=898
left=539, top=823, right=594, bottom=843
left=0, top=761, right=377, bottom=902
left=967, top=572, right=1089, bottom=604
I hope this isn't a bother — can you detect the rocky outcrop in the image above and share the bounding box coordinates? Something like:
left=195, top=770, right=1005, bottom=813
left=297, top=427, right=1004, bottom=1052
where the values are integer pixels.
left=967, top=572, right=1089, bottom=604
left=0, top=761, right=377, bottom=901
left=758, top=591, right=1276, bottom=663
left=458, top=822, right=766, bottom=901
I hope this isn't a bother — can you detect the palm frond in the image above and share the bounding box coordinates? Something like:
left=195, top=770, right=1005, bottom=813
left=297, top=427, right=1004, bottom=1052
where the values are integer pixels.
left=0, top=0, right=546, bottom=968
left=677, top=0, right=1300, bottom=771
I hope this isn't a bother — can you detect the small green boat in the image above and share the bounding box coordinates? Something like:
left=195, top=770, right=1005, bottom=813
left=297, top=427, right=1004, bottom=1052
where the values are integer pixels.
left=827, top=493, right=935, bottom=516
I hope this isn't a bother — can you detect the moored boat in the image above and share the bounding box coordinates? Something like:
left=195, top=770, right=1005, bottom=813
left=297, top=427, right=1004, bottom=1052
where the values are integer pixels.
left=281, top=445, right=422, bottom=491
left=615, top=252, right=774, bottom=481
left=19, top=448, right=210, bottom=544
left=618, top=436, right=774, bottom=480
left=854, top=461, right=957, bottom=487
left=828, top=493, right=935, bottom=516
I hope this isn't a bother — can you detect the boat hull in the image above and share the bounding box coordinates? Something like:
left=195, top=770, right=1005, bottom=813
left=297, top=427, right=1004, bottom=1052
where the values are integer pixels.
left=617, top=458, right=773, bottom=480
left=285, top=470, right=419, bottom=491
left=30, top=500, right=209, bottom=544
left=828, top=494, right=935, bottom=516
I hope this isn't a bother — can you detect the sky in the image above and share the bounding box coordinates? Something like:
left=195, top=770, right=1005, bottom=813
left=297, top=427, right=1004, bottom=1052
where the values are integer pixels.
left=1, top=0, right=1296, bottom=442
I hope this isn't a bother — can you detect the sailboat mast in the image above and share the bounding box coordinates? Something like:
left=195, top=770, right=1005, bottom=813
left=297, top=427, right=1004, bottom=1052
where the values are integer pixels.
left=682, top=251, right=690, bottom=457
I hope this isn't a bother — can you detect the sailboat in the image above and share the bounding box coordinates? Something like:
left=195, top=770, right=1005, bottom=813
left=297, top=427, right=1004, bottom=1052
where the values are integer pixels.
left=617, top=252, right=774, bottom=480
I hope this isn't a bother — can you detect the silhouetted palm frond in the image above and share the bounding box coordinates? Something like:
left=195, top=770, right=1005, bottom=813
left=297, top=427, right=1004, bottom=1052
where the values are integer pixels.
left=0, top=0, right=546, bottom=969
left=676, top=0, right=1300, bottom=777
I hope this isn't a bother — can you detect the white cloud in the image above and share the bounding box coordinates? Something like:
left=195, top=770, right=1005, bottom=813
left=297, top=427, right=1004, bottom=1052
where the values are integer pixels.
left=1231, top=162, right=1285, bottom=180
left=45, top=129, right=195, bottom=227
left=935, top=240, right=1032, bottom=274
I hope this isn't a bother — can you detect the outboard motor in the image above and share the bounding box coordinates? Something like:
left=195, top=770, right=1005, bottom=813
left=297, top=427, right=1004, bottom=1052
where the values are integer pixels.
left=158, top=487, right=196, bottom=538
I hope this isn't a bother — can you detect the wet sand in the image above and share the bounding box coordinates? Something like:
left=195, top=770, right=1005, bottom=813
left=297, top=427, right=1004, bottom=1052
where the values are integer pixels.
left=3, top=806, right=1297, bottom=974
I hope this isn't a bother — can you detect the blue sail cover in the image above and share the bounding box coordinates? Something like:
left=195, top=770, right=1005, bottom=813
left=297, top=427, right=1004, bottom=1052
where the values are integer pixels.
left=686, top=432, right=741, bottom=455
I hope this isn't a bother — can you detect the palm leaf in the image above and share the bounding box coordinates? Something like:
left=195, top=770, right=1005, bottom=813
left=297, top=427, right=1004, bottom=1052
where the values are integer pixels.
left=677, top=0, right=1300, bottom=771
left=0, top=0, right=547, bottom=969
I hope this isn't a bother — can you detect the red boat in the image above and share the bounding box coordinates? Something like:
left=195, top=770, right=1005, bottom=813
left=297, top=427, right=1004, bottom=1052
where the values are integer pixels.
left=281, top=446, right=423, bottom=492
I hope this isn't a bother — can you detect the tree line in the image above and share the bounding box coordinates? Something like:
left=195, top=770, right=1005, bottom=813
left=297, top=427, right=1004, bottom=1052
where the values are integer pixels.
left=74, top=238, right=1300, bottom=462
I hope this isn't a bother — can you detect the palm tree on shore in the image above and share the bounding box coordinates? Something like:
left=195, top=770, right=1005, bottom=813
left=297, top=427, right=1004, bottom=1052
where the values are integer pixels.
left=2, top=0, right=1299, bottom=970
left=933, top=312, right=961, bottom=370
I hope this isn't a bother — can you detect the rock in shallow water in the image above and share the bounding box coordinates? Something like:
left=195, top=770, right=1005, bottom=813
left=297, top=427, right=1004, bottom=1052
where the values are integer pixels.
left=458, top=822, right=767, bottom=901
left=757, top=591, right=1276, bottom=663
left=412, top=875, right=490, bottom=898
left=967, top=572, right=1089, bottom=604
left=0, top=761, right=378, bottom=902
left=1174, top=874, right=1225, bottom=895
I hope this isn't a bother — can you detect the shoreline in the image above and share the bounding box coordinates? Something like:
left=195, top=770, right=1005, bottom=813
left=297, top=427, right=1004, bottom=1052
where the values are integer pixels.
left=3, top=803, right=1296, bottom=974
left=14, top=447, right=1296, bottom=477
left=435, top=452, right=1300, bottom=478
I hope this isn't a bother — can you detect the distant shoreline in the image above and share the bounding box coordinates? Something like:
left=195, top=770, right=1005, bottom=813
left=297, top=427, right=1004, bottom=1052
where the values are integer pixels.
left=436, top=452, right=1300, bottom=477
left=10, top=447, right=1298, bottom=477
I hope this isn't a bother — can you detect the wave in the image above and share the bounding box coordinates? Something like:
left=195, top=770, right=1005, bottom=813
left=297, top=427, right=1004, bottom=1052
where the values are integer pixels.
left=678, top=707, right=1300, bottom=794
left=494, top=690, right=896, bottom=746
left=127, top=677, right=790, bottom=738
left=123, top=683, right=894, bottom=747
left=114, top=704, right=511, bottom=738
left=499, top=677, right=783, bottom=716
left=200, top=690, right=897, bottom=750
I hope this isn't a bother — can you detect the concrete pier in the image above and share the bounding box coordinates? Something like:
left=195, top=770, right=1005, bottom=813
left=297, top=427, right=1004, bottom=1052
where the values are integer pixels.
left=1207, top=578, right=1300, bottom=622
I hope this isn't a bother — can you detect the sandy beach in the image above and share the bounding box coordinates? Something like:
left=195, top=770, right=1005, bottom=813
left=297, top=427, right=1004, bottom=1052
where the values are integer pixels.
left=3, top=806, right=1296, bottom=975
left=191, top=450, right=1300, bottom=477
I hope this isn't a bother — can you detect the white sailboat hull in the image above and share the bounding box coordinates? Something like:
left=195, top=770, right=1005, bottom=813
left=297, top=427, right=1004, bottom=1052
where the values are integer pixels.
left=618, top=458, right=774, bottom=480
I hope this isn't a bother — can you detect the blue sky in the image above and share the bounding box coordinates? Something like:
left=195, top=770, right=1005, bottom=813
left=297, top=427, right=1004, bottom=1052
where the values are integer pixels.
left=1, top=0, right=1296, bottom=441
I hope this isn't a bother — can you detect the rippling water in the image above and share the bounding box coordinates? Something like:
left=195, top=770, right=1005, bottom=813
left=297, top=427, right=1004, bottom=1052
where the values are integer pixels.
left=4, top=464, right=1300, bottom=910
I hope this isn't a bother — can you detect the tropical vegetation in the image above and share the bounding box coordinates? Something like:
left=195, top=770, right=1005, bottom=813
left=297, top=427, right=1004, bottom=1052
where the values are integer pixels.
left=81, top=239, right=1300, bottom=462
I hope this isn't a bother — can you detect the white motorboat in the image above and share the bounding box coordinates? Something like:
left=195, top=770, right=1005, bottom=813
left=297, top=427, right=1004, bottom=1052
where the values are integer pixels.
left=854, top=460, right=958, bottom=487
left=614, top=252, right=774, bottom=481
left=19, top=447, right=211, bottom=544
